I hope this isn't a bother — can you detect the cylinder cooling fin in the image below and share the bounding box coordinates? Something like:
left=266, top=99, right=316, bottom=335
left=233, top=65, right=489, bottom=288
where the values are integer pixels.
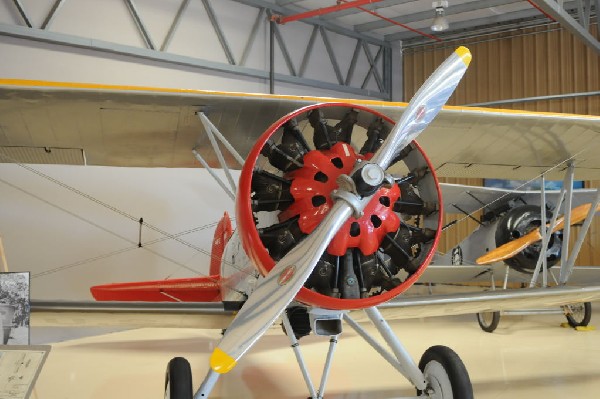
left=237, top=103, right=443, bottom=310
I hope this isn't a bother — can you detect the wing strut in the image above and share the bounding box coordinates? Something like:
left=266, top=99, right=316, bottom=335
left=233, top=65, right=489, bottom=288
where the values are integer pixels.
left=561, top=188, right=600, bottom=284
left=529, top=163, right=573, bottom=287
left=192, top=112, right=246, bottom=201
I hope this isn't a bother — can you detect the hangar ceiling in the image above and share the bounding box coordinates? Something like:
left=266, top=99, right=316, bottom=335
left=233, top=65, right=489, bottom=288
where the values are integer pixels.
left=270, top=0, right=598, bottom=52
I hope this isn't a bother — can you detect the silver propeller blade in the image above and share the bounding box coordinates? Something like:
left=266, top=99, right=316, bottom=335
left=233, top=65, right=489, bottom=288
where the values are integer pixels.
left=371, top=46, right=471, bottom=170
left=209, top=46, right=472, bottom=375
left=210, top=201, right=353, bottom=373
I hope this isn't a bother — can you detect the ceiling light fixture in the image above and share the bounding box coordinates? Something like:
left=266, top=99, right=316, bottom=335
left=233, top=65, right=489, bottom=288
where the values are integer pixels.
left=431, top=1, right=449, bottom=32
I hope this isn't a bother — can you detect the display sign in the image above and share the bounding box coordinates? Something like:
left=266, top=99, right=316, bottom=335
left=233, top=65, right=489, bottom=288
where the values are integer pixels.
left=0, top=345, right=50, bottom=399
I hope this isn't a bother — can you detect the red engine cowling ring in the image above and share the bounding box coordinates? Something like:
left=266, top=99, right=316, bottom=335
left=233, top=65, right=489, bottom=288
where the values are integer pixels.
left=237, top=102, right=442, bottom=310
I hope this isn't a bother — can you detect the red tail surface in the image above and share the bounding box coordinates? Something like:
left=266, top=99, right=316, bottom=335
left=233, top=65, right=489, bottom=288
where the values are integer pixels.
left=90, top=212, right=234, bottom=302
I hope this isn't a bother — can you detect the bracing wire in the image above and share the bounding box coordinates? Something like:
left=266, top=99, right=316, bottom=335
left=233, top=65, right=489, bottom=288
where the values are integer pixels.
left=0, top=153, right=255, bottom=294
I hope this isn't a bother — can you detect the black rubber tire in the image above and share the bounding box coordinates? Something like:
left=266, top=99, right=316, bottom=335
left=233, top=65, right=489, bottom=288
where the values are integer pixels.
left=417, top=345, right=473, bottom=399
left=476, top=311, right=500, bottom=333
left=566, top=302, right=592, bottom=328
left=164, top=357, right=193, bottom=399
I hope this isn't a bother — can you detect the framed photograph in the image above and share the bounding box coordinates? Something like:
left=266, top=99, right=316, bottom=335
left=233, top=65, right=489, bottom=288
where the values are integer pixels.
left=0, top=272, right=30, bottom=345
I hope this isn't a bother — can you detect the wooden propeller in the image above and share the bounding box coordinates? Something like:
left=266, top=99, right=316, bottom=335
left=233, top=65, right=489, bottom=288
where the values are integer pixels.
left=476, top=203, right=600, bottom=265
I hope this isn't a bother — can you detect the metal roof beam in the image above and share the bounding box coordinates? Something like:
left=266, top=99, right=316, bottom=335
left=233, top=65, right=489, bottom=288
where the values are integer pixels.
left=276, top=0, right=304, bottom=5
left=41, top=0, right=67, bottom=30
left=299, top=26, right=319, bottom=77
left=361, top=43, right=384, bottom=91
left=534, top=0, right=600, bottom=54
left=230, top=0, right=387, bottom=45
left=269, top=10, right=297, bottom=76
left=273, top=0, right=385, bottom=24
left=320, top=0, right=416, bottom=20
left=11, top=0, right=32, bottom=28
left=320, top=26, right=344, bottom=85
left=240, top=7, right=266, bottom=66
left=0, top=23, right=389, bottom=99
left=161, top=0, right=191, bottom=51
left=344, top=40, right=362, bottom=86
left=124, top=0, right=156, bottom=50
left=202, top=0, right=236, bottom=65
left=355, top=0, right=522, bottom=32
left=386, top=7, right=552, bottom=42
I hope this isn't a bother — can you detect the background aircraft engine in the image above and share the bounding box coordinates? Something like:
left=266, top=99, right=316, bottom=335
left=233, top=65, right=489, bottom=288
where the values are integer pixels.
left=237, top=103, right=443, bottom=310
left=495, top=205, right=562, bottom=273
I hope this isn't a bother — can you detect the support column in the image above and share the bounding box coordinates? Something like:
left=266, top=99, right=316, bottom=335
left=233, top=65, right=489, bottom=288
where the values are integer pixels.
left=390, top=41, right=403, bottom=102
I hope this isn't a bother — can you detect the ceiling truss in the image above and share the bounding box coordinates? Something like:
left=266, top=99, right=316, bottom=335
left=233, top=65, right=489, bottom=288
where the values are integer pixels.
left=1, top=0, right=598, bottom=98
left=1, top=0, right=392, bottom=99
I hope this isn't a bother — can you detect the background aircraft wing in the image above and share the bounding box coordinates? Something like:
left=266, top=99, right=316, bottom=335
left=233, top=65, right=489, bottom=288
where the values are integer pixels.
left=371, top=285, right=600, bottom=320
left=419, top=264, right=600, bottom=285
left=1, top=80, right=600, bottom=180
left=441, top=183, right=600, bottom=216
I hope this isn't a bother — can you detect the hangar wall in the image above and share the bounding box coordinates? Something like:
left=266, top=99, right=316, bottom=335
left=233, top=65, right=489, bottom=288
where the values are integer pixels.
left=0, top=164, right=238, bottom=300
left=0, top=0, right=388, bottom=98
left=404, top=24, right=600, bottom=266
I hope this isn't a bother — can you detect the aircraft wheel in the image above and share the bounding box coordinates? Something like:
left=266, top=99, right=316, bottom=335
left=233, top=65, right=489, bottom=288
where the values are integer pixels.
left=164, top=357, right=193, bottom=399
left=476, top=311, right=500, bottom=333
left=417, top=345, right=473, bottom=399
left=565, top=302, right=592, bottom=328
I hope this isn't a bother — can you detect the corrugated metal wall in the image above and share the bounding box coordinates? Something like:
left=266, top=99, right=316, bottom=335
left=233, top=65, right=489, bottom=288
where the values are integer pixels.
left=403, top=24, right=600, bottom=265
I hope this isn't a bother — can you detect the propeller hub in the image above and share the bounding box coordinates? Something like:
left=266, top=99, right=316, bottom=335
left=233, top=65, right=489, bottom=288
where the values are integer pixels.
left=353, top=162, right=385, bottom=197
left=282, top=142, right=401, bottom=257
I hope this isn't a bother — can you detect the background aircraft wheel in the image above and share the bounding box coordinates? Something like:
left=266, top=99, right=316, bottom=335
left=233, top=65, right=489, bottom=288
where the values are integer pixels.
left=476, top=311, right=500, bottom=333
left=417, top=345, right=473, bottom=399
left=164, top=357, right=193, bottom=399
left=565, top=302, right=592, bottom=328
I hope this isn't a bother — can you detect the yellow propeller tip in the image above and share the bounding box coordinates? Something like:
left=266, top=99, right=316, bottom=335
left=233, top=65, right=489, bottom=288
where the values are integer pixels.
left=210, top=347, right=237, bottom=374
left=455, top=46, right=472, bottom=67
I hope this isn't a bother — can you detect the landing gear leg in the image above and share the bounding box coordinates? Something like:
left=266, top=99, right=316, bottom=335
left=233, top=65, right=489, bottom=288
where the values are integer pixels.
left=345, top=307, right=473, bottom=397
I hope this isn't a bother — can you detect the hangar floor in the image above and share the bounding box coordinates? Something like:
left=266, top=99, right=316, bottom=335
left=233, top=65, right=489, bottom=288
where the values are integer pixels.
left=28, top=308, right=600, bottom=398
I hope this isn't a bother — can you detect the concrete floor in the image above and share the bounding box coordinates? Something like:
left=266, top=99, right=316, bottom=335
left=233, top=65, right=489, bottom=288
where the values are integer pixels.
left=26, top=308, right=600, bottom=399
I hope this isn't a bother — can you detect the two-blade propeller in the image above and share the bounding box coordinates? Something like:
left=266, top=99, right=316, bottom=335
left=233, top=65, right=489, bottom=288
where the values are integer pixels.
left=209, top=47, right=472, bottom=375
left=476, top=203, right=600, bottom=265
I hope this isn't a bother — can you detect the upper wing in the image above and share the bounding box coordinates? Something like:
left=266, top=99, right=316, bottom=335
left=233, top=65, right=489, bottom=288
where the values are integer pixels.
left=1, top=79, right=599, bottom=180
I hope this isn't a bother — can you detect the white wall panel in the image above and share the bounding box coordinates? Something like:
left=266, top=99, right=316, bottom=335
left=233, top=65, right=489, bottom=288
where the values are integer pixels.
left=0, top=163, right=238, bottom=300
